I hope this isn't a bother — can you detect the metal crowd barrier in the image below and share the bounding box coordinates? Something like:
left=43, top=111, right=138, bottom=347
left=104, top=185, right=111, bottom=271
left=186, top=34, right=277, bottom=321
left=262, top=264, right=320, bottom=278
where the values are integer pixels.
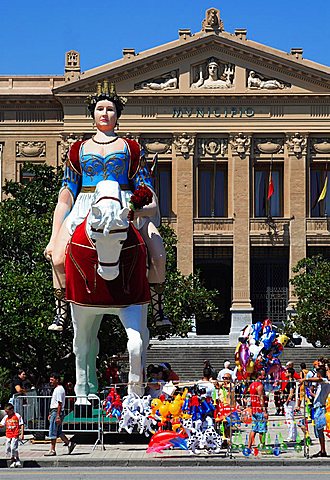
left=12, top=393, right=103, bottom=450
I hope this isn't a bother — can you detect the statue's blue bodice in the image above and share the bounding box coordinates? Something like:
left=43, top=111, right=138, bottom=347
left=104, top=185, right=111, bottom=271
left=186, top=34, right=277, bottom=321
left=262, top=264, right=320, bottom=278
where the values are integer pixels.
left=80, top=142, right=130, bottom=187
left=61, top=141, right=153, bottom=201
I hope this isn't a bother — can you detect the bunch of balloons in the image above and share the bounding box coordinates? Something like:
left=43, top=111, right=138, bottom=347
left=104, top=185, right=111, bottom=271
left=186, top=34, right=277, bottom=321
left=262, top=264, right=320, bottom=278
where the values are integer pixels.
left=235, top=318, right=289, bottom=380
left=103, top=387, right=122, bottom=420
left=118, top=392, right=156, bottom=436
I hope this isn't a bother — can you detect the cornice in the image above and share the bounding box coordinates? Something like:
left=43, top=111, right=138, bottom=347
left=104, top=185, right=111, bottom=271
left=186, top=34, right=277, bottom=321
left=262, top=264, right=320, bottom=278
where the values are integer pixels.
left=55, top=93, right=330, bottom=106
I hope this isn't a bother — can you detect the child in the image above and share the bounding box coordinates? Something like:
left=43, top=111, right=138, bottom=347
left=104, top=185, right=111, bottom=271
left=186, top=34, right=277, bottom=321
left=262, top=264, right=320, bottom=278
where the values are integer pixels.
left=0, top=403, right=24, bottom=468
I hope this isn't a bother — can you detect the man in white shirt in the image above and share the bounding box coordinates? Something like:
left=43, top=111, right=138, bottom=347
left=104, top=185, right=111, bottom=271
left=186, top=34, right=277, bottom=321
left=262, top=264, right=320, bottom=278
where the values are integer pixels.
left=44, top=373, right=76, bottom=457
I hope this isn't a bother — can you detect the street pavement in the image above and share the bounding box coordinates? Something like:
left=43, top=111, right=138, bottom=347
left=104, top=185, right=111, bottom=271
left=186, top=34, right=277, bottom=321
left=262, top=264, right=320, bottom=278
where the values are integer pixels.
left=0, top=408, right=329, bottom=469
left=0, top=467, right=330, bottom=480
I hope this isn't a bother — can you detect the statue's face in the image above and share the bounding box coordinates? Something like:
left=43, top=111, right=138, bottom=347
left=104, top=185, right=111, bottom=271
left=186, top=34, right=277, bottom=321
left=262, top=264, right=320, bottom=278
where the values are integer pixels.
left=208, top=63, right=218, bottom=77
left=94, top=99, right=117, bottom=131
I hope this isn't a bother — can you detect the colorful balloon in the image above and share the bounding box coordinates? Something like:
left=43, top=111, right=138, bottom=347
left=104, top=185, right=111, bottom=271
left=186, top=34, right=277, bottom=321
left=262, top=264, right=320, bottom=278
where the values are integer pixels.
left=242, top=447, right=252, bottom=457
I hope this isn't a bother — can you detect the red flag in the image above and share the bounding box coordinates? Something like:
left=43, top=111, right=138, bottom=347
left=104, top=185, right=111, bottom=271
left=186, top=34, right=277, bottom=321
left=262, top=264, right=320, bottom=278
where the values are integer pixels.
left=267, top=172, right=274, bottom=200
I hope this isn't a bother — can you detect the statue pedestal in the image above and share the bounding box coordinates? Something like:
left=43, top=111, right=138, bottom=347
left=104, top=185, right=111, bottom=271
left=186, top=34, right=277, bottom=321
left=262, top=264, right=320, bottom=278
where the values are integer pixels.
left=229, top=307, right=253, bottom=346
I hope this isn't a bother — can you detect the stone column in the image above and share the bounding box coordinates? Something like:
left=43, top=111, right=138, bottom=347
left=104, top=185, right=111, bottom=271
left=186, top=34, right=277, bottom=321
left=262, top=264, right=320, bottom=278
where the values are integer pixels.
left=285, top=133, right=308, bottom=314
left=0, top=143, right=3, bottom=200
left=229, top=133, right=253, bottom=345
left=173, top=133, right=195, bottom=275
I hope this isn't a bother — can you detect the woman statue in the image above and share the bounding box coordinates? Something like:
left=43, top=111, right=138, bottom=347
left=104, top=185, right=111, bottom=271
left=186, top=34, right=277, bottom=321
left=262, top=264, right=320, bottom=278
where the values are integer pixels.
left=191, top=59, right=233, bottom=89
left=44, top=81, right=170, bottom=331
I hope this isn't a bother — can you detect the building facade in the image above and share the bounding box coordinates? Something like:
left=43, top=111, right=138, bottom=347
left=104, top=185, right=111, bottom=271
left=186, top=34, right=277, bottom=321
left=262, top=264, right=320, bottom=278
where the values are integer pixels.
left=1, top=8, right=330, bottom=343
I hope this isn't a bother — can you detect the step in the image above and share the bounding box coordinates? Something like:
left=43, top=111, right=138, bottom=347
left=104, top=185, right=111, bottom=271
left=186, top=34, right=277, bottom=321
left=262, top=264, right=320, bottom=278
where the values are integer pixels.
left=146, top=345, right=330, bottom=382
left=149, top=335, right=230, bottom=346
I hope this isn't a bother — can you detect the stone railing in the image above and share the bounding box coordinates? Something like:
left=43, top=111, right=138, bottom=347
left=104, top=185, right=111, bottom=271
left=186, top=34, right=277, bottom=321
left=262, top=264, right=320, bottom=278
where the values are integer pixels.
left=250, top=218, right=291, bottom=234
left=306, top=218, right=330, bottom=233
left=250, top=218, right=291, bottom=245
left=193, top=218, right=234, bottom=233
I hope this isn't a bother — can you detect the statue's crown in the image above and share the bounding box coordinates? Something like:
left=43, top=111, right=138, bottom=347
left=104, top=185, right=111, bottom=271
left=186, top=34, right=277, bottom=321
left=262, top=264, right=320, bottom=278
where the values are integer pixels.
left=86, top=81, right=127, bottom=112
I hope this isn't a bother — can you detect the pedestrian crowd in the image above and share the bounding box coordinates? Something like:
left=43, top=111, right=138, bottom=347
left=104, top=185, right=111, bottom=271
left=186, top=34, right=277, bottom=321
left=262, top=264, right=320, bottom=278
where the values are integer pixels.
left=1, top=356, right=329, bottom=464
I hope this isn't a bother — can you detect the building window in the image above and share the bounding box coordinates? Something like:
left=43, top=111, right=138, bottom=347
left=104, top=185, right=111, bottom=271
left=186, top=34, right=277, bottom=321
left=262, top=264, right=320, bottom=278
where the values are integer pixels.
left=155, top=163, right=172, bottom=217
left=18, top=163, right=37, bottom=184
left=254, top=164, right=283, bottom=217
left=197, top=164, right=227, bottom=217
left=310, top=164, right=330, bottom=217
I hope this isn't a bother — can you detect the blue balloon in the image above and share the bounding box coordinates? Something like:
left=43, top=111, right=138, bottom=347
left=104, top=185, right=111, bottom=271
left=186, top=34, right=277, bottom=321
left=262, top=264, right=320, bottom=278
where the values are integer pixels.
left=243, top=447, right=252, bottom=457
left=170, top=437, right=188, bottom=450
left=251, top=322, right=262, bottom=341
left=273, top=447, right=281, bottom=456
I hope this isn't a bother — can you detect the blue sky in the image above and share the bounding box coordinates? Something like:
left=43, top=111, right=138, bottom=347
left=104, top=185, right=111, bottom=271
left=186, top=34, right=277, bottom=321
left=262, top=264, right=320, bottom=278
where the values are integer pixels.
left=0, top=0, right=329, bottom=75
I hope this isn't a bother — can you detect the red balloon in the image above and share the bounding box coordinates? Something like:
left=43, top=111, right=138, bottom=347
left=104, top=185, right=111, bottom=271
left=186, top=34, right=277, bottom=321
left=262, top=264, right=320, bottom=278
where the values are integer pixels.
left=148, top=430, right=184, bottom=447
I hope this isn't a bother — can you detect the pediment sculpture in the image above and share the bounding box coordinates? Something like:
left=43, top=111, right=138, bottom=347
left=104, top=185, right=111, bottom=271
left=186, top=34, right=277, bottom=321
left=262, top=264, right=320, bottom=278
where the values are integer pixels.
left=135, top=70, right=178, bottom=91
left=247, top=70, right=290, bottom=90
left=201, top=7, right=224, bottom=32
left=191, top=58, right=234, bottom=89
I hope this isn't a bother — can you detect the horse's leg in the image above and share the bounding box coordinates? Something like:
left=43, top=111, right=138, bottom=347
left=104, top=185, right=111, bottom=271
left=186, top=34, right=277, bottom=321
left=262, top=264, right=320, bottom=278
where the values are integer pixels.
left=118, top=305, right=147, bottom=397
left=87, top=314, right=103, bottom=394
left=71, top=305, right=97, bottom=403
left=140, top=304, right=149, bottom=383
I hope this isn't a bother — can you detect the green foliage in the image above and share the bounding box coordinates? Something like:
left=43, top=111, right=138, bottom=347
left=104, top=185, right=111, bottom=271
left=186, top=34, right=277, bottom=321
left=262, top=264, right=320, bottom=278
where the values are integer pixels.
left=290, top=255, right=330, bottom=346
left=148, top=224, right=219, bottom=339
left=0, top=367, right=11, bottom=408
left=0, top=164, right=74, bottom=384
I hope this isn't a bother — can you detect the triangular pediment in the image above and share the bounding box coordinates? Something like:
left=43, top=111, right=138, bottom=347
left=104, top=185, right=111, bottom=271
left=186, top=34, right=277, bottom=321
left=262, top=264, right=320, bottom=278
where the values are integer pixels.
left=54, top=29, right=330, bottom=97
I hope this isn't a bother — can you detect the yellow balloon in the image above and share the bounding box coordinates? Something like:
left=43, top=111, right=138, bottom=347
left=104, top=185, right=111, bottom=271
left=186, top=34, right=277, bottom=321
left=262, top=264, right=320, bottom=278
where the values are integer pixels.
left=169, top=401, right=181, bottom=416
left=159, top=402, right=170, bottom=418
left=246, top=360, right=254, bottom=373
left=278, top=334, right=289, bottom=346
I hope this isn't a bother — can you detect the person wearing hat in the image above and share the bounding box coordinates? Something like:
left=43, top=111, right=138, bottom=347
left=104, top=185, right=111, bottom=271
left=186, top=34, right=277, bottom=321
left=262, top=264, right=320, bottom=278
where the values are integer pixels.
left=217, top=361, right=236, bottom=382
left=159, top=363, right=179, bottom=382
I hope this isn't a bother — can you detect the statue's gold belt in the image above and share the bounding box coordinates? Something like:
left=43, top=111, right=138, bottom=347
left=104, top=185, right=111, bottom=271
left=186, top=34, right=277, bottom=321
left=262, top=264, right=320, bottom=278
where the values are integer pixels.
left=81, top=184, right=130, bottom=193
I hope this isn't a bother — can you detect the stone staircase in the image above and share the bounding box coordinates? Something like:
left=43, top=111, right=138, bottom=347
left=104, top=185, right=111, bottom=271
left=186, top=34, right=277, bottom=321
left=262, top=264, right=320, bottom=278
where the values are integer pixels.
left=146, top=338, right=330, bottom=381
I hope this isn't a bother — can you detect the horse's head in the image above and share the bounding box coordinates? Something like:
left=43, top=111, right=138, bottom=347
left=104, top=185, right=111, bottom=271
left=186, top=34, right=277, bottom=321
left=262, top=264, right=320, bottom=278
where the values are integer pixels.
left=89, top=180, right=129, bottom=281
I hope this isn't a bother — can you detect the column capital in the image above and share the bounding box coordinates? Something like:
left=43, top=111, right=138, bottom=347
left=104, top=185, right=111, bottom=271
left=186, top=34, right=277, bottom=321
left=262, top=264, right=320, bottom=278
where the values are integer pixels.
left=173, top=132, right=196, bottom=158
left=285, top=132, right=308, bottom=158
left=60, top=133, right=84, bottom=162
left=229, top=132, right=251, bottom=158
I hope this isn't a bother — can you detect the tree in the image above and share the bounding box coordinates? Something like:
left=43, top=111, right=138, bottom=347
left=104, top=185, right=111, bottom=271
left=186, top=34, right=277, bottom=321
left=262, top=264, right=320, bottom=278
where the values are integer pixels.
left=0, top=164, right=219, bottom=384
left=0, top=164, right=74, bottom=384
left=290, top=255, right=330, bottom=347
left=150, top=224, right=219, bottom=339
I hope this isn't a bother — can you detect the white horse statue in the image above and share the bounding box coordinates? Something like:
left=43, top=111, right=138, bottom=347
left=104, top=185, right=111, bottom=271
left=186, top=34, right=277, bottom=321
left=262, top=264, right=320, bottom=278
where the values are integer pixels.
left=65, top=180, right=150, bottom=404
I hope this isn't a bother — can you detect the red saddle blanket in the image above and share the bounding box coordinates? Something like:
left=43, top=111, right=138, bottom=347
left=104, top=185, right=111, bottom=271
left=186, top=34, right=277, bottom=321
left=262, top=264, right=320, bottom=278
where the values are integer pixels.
left=65, top=218, right=150, bottom=307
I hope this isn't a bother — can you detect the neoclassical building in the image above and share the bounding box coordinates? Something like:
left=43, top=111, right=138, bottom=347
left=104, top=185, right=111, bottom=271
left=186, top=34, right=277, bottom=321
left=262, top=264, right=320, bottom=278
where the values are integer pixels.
left=1, top=8, right=330, bottom=343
